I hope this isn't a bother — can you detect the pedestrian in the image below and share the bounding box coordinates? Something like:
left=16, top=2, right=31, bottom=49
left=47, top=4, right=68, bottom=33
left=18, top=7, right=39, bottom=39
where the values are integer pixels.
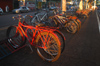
left=5, top=5, right=9, bottom=12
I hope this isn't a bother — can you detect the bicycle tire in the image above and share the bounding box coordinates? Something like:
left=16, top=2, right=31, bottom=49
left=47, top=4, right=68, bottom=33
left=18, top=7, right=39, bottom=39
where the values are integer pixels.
left=71, top=19, right=81, bottom=32
left=55, top=32, right=65, bottom=53
left=70, top=16, right=81, bottom=28
left=75, top=19, right=81, bottom=31
left=71, top=19, right=79, bottom=30
left=36, top=32, right=61, bottom=62
left=6, top=26, right=26, bottom=48
left=65, top=20, right=77, bottom=33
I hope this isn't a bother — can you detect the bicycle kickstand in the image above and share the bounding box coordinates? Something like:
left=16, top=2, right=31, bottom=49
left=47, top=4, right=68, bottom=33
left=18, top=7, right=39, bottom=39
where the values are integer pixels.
left=27, top=44, right=33, bottom=52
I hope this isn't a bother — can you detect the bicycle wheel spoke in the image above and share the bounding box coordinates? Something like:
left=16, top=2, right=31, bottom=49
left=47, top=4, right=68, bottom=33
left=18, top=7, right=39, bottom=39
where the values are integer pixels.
left=49, top=49, right=58, bottom=53
left=16, top=38, right=21, bottom=43
left=53, top=44, right=58, bottom=50
left=36, top=32, right=61, bottom=62
left=12, top=39, right=19, bottom=45
left=46, top=49, right=55, bottom=59
left=50, top=44, right=58, bottom=52
left=48, top=40, right=56, bottom=44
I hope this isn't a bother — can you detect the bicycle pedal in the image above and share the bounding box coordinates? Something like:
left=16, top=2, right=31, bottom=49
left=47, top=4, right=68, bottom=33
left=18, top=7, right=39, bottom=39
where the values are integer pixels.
left=27, top=44, right=33, bottom=52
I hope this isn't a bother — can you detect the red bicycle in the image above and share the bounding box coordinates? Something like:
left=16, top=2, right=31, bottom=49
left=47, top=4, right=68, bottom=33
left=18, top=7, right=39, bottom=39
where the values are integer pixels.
left=6, top=15, right=65, bottom=62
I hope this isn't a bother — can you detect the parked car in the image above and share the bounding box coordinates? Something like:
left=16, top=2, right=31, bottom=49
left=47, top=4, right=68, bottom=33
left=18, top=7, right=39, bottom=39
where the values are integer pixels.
left=12, top=6, right=30, bottom=13
left=0, top=8, right=3, bottom=15
left=49, top=6, right=57, bottom=10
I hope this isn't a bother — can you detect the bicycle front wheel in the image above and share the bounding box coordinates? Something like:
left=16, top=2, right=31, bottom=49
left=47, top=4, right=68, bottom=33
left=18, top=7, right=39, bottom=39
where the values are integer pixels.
left=6, top=26, right=26, bottom=48
left=36, top=32, right=61, bottom=62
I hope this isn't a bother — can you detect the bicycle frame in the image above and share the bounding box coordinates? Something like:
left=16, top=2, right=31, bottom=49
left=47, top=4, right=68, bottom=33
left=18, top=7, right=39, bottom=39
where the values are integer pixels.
left=40, top=12, right=48, bottom=21
left=15, top=21, right=64, bottom=49
left=52, top=15, right=68, bottom=27
left=31, top=11, right=48, bottom=23
left=31, top=14, right=40, bottom=23
left=6, top=14, right=67, bottom=62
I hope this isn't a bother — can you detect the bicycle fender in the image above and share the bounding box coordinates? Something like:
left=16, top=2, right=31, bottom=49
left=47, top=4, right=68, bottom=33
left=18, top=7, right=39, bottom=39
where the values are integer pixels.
left=54, top=30, right=66, bottom=43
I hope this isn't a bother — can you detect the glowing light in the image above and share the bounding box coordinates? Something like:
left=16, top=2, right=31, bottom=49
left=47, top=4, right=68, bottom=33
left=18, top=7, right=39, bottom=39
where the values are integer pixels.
left=62, top=0, right=66, bottom=14
left=93, top=0, right=97, bottom=10
left=79, top=0, right=83, bottom=10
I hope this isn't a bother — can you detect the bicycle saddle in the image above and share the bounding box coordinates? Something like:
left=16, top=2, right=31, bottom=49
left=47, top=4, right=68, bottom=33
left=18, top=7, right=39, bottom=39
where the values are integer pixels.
left=36, top=22, right=46, bottom=27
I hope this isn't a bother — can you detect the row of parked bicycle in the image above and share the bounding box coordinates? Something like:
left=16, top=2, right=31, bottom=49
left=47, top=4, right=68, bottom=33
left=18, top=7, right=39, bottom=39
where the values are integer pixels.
left=6, top=9, right=91, bottom=62
left=76, top=9, right=92, bottom=18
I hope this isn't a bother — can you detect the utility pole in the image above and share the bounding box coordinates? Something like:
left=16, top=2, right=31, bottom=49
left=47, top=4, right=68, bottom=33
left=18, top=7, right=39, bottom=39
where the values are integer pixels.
left=23, top=0, right=25, bottom=6
left=79, top=0, right=83, bottom=10
left=61, top=0, right=66, bottom=14
left=94, top=0, right=96, bottom=8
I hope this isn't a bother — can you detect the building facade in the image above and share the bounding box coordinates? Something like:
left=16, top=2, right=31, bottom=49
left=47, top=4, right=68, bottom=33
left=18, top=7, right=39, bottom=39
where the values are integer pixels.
left=0, top=0, right=13, bottom=12
left=18, top=0, right=36, bottom=10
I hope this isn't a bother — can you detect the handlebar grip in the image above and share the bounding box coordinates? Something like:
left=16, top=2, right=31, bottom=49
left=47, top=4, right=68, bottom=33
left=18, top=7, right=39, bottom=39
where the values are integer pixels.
left=12, top=16, right=17, bottom=20
left=12, top=15, right=22, bottom=20
left=12, top=15, right=33, bottom=21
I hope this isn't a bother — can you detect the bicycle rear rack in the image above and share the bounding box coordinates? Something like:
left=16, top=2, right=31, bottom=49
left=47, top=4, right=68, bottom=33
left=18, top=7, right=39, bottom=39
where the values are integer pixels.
left=0, top=38, right=26, bottom=60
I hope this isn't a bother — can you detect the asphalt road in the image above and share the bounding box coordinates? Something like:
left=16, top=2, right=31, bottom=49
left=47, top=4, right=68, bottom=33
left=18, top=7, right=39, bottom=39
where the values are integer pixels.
left=0, top=12, right=36, bottom=28
left=0, top=11, right=100, bottom=66
left=0, top=12, right=36, bottom=40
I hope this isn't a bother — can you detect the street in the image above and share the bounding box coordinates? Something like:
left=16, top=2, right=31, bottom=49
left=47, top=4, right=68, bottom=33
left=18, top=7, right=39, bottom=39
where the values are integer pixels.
left=0, top=12, right=36, bottom=40
left=0, top=12, right=36, bottom=28
left=0, top=11, right=100, bottom=66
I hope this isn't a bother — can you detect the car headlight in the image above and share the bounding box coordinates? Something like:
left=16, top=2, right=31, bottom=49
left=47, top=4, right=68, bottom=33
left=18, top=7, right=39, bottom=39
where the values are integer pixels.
left=16, top=10, right=20, bottom=13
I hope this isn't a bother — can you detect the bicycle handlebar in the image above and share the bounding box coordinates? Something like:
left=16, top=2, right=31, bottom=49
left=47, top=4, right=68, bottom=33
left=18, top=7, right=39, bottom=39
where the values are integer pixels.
left=12, top=15, right=33, bottom=21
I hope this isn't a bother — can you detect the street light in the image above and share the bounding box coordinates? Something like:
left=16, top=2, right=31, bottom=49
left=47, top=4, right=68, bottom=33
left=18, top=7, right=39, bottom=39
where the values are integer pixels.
left=23, top=0, right=25, bottom=6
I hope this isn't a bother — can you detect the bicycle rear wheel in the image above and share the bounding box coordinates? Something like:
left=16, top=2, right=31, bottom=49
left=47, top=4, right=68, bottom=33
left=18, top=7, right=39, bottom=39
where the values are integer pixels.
left=36, top=32, right=61, bottom=62
left=65, top=20, right=78, bottom=33
left=54, top=32, right=65, bottom=53
left=71, top=19, right=81, bottom=32
left=75, top=19, right=81, bottom=31
left=6, top=26, right=26, bottom=48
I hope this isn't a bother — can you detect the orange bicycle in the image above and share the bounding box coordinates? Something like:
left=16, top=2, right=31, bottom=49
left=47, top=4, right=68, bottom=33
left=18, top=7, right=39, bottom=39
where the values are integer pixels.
left=6, top=15, right=65, bottom=62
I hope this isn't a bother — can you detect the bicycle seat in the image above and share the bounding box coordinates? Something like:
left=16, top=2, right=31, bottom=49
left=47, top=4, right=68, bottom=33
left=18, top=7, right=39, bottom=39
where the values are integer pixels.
left=36, top=23, right=46, bottom=27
